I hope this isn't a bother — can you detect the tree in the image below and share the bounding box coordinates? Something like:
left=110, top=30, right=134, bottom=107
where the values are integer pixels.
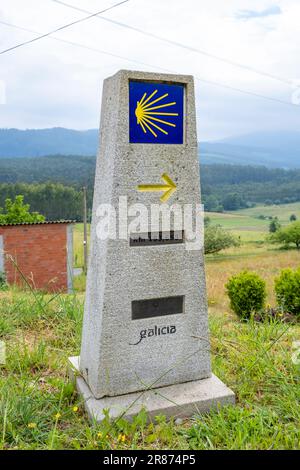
left=269, top=217, right=281, bottom=233
left=0, top=195, right=45, bottom=224
left=222, top=193, right=246, bottom=211
left=203, top=194, right=222, bottom=212
left=205, top=224, right=240, bottom=254
left=0, top=183, right=86, bottom=221
left=270, top=221, right=300, bottom=250
left=290, top=214, right=297, bottom=222
left=204, top=216, right=211, bottom=227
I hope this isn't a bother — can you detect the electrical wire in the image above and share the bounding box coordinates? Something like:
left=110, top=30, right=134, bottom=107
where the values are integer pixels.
left=0, top=0, right=130, bottom=55
left=49, top=0, right=292, bottom=86
left=0, top=19, right=298, bottom=108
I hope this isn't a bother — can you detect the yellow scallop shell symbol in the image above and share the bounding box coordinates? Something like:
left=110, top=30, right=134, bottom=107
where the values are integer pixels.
left=135, top=89, right=179, bottom=138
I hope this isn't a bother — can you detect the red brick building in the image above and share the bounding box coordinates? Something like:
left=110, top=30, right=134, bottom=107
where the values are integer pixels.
left=0, top=221, right=74, bottom=293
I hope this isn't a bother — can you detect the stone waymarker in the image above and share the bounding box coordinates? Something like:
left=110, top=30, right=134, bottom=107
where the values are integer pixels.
left=69, top=70, right=235, bottom=421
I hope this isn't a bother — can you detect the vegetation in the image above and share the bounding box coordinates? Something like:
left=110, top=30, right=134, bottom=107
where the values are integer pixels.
left=0, top=272, right=6, bottom=289
left=225, top=271, right=266, bottom=319
left=270, top=221, right=300, bottom=250
left=0, top=195, right=45, bottom=224
left=275, top=268, right=300, bottom=316
left=0, top=175, right=299, bottom=449
left=204, top=224, right=240, bottom=254
left=0, top=235, right=299, bottom=449
left=0, top=154, right=95, bottom=186
left=201, top=164, right=300, bottom=210
left=269, top=217, right=281, bottom=233
left=0, top=183, right=87, bottom=222
left=1, top=162, right=300, bottom=219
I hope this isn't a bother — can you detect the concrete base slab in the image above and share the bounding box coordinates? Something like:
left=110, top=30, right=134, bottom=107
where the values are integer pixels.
left=68, top=356, right=235, bottom=422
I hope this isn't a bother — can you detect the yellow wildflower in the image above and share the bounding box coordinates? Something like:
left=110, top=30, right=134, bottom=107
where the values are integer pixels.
left=54, top=412, right=61, bottom=420
left=27, top=422, right=36, bottom=429
left=72, top=406, right=79, bottom=412
left=118, top=434, right=126, bottom=443
left=97, top=432, right=103, bottom=439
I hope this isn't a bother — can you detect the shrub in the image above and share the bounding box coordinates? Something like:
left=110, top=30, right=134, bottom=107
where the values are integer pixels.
left=0, top=272, right=7, bottom=290
left=270, top=221, right=300, bottom=249
left=205, top=225, right=240, bottom=254
left=275, top=268, right=300, bottom=316
left=0, top=195, right=45, bottom=225
left=226, top=271, right=266, bottom=319
left=269, top=217, right=281, bottom=233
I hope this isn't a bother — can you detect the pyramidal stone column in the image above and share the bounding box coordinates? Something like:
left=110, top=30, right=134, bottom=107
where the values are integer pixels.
left=69, top=70, right=235, bottom=421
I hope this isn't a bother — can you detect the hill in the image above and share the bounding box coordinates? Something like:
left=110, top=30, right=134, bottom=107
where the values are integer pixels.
left=0, top=128, right=98, bottom=157
left=201, top=130, right=300, bottom=169
left=0, top=128, right=299, bottom=168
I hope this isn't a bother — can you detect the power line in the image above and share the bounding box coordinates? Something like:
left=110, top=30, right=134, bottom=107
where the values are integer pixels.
left=0, top=19, right=167, bottom=71
left=49, top=0, right=292, bottom=87
left=0, top=0, right=130, bottom=55
left=0, top=19, right=298, bottom=109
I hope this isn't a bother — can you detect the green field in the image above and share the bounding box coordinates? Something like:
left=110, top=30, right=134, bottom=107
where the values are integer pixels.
left=235, top=202, right=300, bottom=223
left=207, top=202, right=300, bottom=243
left=73, top=202, right=300, bottom=267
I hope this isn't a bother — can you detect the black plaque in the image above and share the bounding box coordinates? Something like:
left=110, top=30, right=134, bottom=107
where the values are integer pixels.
left=130, top=231, right=184, bottom=247
left=132, top=295, right=184, bottom=320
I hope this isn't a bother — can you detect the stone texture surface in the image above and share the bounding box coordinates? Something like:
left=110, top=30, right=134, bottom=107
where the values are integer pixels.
left=80, top=70, right=210, bottom=399
left=69, top=356, right=235, bottom=422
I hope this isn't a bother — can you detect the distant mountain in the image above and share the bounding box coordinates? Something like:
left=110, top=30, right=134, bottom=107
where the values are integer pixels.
left=0, top=128, right=98, bottom=157
left=0, top=128, right=299, bottom=169
left=201, top=131, right=300, bottom=169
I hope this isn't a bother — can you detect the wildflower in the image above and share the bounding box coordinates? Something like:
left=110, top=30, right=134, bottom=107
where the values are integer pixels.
left=54, top=412, right=61, bottom=420
left=118, top=433, right=126, bottom=443
left=72, top=406, right=79, bottom=412
left=97, top=432, right=103, bottom=439
left=27, top=422, right=36, bottom=429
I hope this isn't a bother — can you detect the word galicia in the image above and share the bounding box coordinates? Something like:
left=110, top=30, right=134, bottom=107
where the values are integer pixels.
left=130, top=325, right=176, bottom=346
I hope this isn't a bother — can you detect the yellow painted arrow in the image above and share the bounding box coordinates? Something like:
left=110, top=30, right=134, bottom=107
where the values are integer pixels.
left=137, top=173, right=177, bottom=203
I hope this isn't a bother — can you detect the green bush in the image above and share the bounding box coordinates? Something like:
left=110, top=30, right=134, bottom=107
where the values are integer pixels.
left=275, top=268, right=300, bottom=316
left=0, top=271, right=7, bottom=290
left=269, top=221, right=300, bottom=249
left=205, top=225, right=240, bottom=254
left=226, top=271, right=266, bottom=319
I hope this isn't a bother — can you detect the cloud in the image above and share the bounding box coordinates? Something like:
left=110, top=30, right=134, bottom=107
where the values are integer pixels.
left=0, top=0, right=299, bottom=141
left=236, top=5, right=282, bottom=21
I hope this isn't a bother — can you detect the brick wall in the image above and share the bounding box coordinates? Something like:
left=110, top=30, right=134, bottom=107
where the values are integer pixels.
left=0, top=223, right=73, bottom=293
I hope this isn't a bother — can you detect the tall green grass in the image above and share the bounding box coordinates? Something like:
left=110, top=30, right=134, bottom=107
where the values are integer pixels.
left=0, top=286, right=299, bottom=450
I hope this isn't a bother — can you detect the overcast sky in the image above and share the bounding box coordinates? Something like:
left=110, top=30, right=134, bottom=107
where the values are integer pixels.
left=0, top=0, right=299, bottom=140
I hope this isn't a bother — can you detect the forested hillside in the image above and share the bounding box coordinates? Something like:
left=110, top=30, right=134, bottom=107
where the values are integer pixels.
left=201, top=165, right=300, bottom=210
left=0, top=183, right=91, bottom=221
left=0, top=154, right=95, bottom=186
left=0, top=158, right=300, bottom=220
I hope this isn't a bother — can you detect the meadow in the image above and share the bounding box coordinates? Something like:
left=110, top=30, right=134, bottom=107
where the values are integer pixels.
left=0, top=203, right=299, bottom=450
left=208, top=201, right=300, bottom=242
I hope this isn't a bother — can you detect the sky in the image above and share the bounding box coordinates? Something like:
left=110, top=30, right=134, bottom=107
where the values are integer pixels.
left=0, top=0, right=299, bottom=141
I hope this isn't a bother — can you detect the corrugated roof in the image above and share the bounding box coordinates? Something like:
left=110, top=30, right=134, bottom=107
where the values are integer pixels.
left=0, top=220, right=75, bottom=227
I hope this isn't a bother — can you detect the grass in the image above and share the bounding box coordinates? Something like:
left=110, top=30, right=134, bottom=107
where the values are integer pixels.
left=236, top=202, right=300, bottom=224
left=1, top=203, right=299, bottom=450
left=1, top=253, right=300, bottom=449
left=208, top=202, right=300, bottom=243
left=73, top=224, right=90, bottom=269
